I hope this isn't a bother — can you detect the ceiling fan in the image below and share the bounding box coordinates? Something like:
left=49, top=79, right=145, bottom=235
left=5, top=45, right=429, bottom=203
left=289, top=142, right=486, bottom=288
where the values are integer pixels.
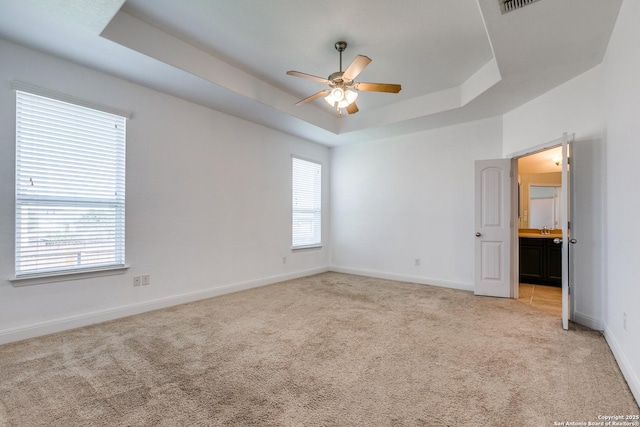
left=286, top=41, right=402, bottom=115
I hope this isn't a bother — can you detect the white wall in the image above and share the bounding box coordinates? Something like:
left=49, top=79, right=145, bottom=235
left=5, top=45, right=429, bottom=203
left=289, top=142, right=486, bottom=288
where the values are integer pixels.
left=602, top=0, right=640, bottom=403
left=0, top=39, right=330, bottom=343
left=503, top=65, right=605, bottom=157
left=501, top=0, right=640, bottom=402
left=502, top=63, right=607, bottom=332
left=330, top=117, right=503, bottom=290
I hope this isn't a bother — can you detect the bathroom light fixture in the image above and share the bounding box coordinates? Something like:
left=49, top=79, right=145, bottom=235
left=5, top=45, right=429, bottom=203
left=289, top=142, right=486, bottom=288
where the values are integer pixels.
left=553, top=157, right=562, bottom=166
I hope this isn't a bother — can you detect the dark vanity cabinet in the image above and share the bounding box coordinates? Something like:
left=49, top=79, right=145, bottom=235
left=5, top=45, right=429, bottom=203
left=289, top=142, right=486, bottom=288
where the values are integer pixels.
left=519, top=237, right=562, bottom=286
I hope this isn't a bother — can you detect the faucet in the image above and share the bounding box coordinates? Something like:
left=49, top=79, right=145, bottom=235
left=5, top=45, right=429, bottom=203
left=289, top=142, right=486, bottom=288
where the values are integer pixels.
left=540, top=226, right=550, bottom=235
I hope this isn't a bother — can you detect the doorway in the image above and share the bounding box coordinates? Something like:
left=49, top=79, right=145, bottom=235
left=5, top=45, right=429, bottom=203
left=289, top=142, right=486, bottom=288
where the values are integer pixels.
left=515, top=146, right=564, bottom=318
left=476, top=134, right=601, bottom=330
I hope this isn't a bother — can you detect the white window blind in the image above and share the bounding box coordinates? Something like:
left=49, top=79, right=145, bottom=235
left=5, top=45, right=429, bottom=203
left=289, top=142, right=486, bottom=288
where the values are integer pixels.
left=292, top=157, right=321, bottom=248
left=15, top=90, right=126, bottom=277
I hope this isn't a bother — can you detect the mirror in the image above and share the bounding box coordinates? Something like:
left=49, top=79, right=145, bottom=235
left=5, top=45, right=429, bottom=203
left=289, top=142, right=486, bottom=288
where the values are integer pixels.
left=517, top=171, right=562, bottom=229
left=517, top=146, right=563, bottom=229
left=529, top=185, right=561, bottom=229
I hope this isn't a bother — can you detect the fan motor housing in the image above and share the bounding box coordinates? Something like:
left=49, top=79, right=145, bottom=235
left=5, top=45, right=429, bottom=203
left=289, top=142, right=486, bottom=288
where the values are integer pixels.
left=328, top=71, right=353, bottom=86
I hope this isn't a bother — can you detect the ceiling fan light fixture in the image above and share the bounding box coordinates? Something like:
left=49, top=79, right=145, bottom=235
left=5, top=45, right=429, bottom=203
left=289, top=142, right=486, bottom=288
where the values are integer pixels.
left=332, top=88, right=344, bottom=101
left=344, top=89, right=358, bottom=106
left=324, top=88, right=358, bottom=108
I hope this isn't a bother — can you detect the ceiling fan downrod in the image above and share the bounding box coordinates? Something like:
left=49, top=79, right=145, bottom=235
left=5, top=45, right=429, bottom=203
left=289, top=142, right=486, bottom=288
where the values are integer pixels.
left=335, top=41, right=347, bottom=72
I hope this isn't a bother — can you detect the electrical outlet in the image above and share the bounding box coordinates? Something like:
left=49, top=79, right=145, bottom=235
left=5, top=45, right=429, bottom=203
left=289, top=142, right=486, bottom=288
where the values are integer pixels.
left=623, top=312, right=627, bottom=331
left=415, top=258, right=420, bottom=266
left=133, top=276, right=141, bottom=287
left=141, top=274, right=150, bottom=286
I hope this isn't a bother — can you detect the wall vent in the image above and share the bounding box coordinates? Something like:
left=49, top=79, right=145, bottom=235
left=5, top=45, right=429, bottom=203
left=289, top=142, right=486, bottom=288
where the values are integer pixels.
left=500, top=0, right=541, bottom=14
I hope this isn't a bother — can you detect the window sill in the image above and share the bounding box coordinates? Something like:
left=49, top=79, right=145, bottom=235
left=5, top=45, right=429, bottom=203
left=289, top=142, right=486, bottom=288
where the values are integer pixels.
left=10, top=265, right=129, bottom=287
left=291, top=244, right=323, bottom=251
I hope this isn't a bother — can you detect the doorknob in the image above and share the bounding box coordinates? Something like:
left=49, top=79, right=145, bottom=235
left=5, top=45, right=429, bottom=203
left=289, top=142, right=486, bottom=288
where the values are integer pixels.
left=475, top=232, right=482, bottom=237
left=570, top=238, right=577, bottom=244
left=553, top=238, right=562, bottom=244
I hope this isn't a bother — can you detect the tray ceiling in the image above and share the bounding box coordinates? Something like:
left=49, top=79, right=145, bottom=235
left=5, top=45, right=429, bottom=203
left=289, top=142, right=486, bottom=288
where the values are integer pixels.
left=0, top=0, right=623, bottom=146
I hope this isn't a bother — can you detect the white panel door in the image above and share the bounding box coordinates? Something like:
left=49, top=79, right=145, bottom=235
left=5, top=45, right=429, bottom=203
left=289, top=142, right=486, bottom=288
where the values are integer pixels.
left=474, top=159, right=512, bottom=297
left=560, top=135, right=571, bottom=330
left=568, top=137, right=603, bottom=330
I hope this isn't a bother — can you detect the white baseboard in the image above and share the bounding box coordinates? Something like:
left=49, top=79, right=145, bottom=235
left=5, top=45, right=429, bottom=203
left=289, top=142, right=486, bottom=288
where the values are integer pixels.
left=603, top=323, right=640, bottom=405
left=0, top=267, right=329, bottom=345
left=329, top=265, right=474, bottom=292
left=573, top=311, right=603, bottom=331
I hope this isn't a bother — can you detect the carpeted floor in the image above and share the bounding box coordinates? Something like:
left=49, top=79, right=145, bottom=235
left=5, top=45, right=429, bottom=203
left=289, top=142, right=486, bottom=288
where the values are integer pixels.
left=0, top=272, right=637, bottom=426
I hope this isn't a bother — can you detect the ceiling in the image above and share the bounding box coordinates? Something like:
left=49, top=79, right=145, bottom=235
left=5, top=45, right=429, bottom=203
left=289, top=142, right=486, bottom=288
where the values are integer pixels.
left=518, top=146, right=563, bottom=174
left=0, top=0, right=622, bottom=147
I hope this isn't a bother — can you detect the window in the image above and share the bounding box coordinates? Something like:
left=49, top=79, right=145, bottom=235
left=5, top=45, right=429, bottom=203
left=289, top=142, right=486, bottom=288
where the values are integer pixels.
left=15, top=90, right=126, bottom=277
left=292, top=157, right=321, bottom=248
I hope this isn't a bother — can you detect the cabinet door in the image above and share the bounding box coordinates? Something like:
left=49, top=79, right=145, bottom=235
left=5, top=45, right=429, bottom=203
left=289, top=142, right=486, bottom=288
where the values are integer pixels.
left=546, top=244, right=562, bottom=283
left=519, top=238, right=544, bottom=282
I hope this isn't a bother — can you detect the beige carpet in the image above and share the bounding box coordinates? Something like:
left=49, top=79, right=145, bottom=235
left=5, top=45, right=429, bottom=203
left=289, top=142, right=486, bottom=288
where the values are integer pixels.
left=0, top=272, right=637, bottom=426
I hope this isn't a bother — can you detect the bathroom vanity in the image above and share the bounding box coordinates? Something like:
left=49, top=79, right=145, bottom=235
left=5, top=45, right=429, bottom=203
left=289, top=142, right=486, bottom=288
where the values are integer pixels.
left=518, top=230, right=562, bottom=287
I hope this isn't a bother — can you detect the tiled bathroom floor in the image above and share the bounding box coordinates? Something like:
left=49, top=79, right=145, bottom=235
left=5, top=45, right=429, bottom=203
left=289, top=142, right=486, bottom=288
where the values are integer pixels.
left=517, top=283, right=562, bottom=317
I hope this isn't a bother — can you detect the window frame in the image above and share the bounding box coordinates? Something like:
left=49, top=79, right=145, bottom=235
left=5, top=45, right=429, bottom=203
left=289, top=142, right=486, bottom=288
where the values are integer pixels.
left=11, top=82, right=130, bottom=285
left=291, top=156, right=322, bottom=250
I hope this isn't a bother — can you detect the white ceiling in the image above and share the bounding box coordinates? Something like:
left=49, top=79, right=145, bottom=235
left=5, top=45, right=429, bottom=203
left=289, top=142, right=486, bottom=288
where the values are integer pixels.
left=518, top=146, right=563, bottom=174
left=0, top=0, right=622, bottom=147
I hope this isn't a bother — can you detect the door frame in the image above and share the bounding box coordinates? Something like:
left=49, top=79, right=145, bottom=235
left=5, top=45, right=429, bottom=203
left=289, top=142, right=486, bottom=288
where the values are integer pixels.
left=506, top=135, right=574, bottom=324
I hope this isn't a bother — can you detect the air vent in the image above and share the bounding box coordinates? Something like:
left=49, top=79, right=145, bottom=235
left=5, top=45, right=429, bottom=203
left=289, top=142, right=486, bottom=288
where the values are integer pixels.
left=500, top=0, right=541, bottom=14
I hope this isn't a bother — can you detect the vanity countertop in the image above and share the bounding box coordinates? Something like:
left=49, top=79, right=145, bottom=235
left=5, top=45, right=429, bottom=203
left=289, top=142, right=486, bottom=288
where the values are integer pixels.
left=518, top=229, right=562, bottom=239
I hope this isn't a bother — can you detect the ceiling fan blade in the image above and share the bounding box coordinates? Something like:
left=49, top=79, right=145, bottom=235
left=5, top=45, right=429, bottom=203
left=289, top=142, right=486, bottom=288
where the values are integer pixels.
left=346, top=102, right=359, bottom=114
left=295, top=89, right=331, bottom=106
left=342, top=55, right=372, bottom=81
left=354, top=82, right=402, bottom=93
left=286, top=71, right=331, bottom=84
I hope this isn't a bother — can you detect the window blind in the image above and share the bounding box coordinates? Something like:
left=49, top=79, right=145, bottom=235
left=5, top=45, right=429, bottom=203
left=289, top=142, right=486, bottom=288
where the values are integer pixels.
left=292, top=157, right=321, bottom=248
left=15, top=91, right=126, bottom=276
